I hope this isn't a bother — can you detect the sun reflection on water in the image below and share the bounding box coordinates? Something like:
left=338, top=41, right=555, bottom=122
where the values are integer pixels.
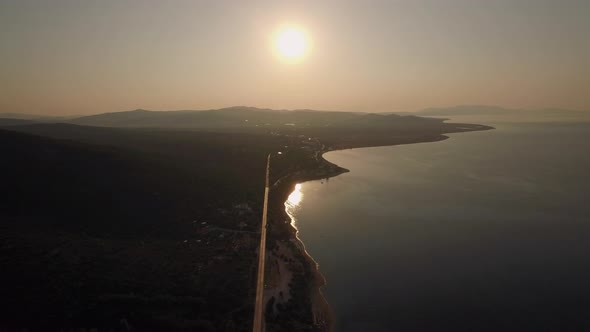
left=288, top=184, right=303, bottom=206
left=285, top=183, right=303, bottom=229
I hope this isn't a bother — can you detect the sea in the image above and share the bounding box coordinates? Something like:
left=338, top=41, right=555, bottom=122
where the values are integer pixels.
left=287, top=119, right=590, bottom=331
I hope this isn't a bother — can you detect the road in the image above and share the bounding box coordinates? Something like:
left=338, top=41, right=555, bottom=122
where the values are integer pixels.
left=253, top=154, right=270, bottom=332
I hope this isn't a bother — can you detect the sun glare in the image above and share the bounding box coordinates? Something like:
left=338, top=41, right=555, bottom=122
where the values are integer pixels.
left=287, top=183, right=303, bottom=206
left=274, top=26, right=309, bottom=63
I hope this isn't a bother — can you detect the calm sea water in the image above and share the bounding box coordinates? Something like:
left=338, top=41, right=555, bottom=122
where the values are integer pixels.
left=290, top=121, right=590, bottom=331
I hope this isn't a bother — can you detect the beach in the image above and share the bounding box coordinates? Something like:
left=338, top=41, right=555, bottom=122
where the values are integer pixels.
left=264, top=124, right=493, bottom=331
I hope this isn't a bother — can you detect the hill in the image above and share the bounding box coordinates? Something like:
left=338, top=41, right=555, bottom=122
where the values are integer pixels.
left=66, top=107, right=417, bottom=129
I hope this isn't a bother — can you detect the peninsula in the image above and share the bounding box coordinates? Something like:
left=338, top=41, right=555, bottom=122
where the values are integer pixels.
left=0, top=107, right=492, bottom=331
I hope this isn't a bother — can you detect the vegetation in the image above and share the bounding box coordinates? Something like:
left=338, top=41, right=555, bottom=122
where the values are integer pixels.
left=0, top=108, right=491, bottom=330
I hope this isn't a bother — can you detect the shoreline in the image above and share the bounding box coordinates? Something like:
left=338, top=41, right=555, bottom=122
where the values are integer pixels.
left=267, top=147, right=349, bottom=331
left=275, top=136, right=449, bottom=332
left=268, top=126, right=494, bottom=331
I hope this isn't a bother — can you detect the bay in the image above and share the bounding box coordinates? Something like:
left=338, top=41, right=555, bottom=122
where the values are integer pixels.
left=291, top=121, right=590, bottom=331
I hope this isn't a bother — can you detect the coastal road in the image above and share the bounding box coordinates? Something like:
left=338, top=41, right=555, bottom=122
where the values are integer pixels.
left=253, top=154, right=270, bottom=332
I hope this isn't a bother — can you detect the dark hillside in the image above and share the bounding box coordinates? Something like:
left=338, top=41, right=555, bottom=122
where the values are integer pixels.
left=0, top=128, right=282, bottom=330
left=2, top=129, right=190, bottom=237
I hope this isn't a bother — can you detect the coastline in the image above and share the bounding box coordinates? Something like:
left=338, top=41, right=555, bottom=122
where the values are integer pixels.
left=266, top=148, right=348, bottom=331
left=266, top=126, right=494, bottom=331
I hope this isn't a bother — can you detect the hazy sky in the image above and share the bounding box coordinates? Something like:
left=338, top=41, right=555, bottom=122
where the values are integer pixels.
left=1, top=0, right=589, bottom=115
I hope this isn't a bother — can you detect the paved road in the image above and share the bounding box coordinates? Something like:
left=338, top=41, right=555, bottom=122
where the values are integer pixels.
left=253, top=154, right=270, bottom=332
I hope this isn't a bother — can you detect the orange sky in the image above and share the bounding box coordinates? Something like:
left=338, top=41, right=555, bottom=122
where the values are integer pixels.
left=1, top=0, right=589, bottom=115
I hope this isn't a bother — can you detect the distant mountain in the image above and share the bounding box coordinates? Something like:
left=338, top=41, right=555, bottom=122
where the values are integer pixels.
left=65, top=107, right=405, bottom=129
left=5, top=106, right=588, bottom=127
left=418, top=105, right=514, bottom=116
left=0, top=113, right=74, bottom=122
left=0, top=118, right=40, bottom=126
left=413, top=105, right=589, bottom=119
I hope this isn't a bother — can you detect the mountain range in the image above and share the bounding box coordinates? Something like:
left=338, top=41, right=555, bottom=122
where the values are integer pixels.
left=1, top=105, right=588, bottom=128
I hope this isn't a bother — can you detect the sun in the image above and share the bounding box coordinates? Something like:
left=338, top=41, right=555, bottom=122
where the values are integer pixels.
left=274, top=26, right=309, bottom=63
